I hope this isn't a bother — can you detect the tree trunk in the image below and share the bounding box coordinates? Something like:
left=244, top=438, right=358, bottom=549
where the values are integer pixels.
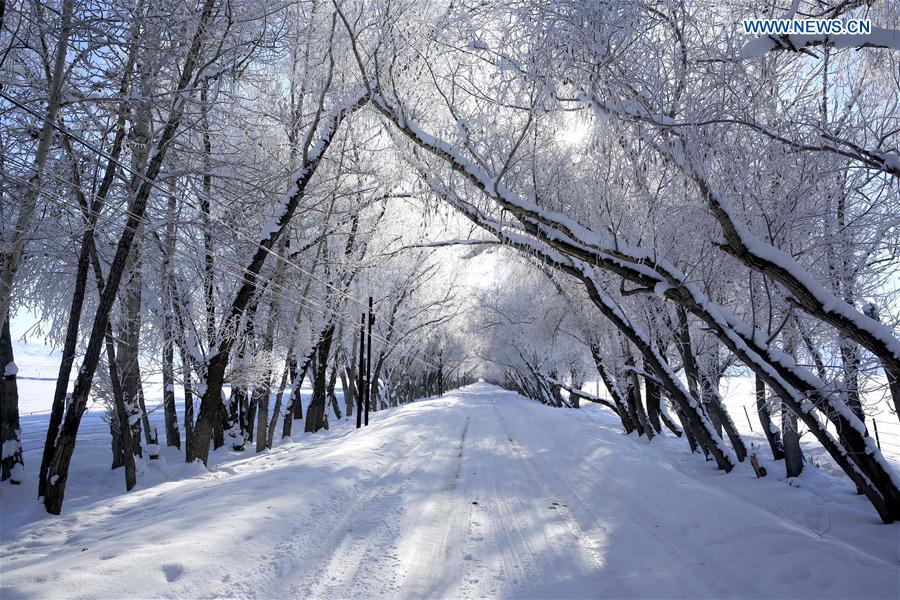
left=676, top=307, right=716, bottom=432
left=861, top=304, right=900, bottom=424
left=782, top=402, right=804, bottom=478
left=117, top=45, right=156, bottom=459
left=157, top=177, right=181, bottom=450
left=245, top=393, right=257, bottom=445
left=213, top=403, right=225, bottom=450
left=341, top=364, right=356, bottom=418
left=675, top=405, right=699, bottom=453
left=658, top=399, right=683, bottom=437
left=226, top=387, right=247, bottom=451
left=781, top=331, right=804, bottom=478
left=0, top=315, right=24, bottom=483
left=840, top=339, right=864, bottom=422
left=644, top=366, right=662, bottom=434
left=623, top=348, right=653, bottom=439
left=162, top=325, right=181, bottom=449
left=703, top=376, right=747, bottom=462
left=267, top=353, right=293, bottom=449
left=590, top=345, right=635, bottom=434
left=305, top=325, right=335, bottom=433
left=371, top=356, right=385, bottom=410
left=181, top=348, right=194, bottom=453
left=105, top=326, right=136, bottom=490
left=755, top=375, right=784, bottom=460
left=282, top=352, right=311, bottom=439
left=327, top=365, right=341, bottom=421
left=200, top=79, right=216, bottom=352
left=255, top=237, right=287, bottom=452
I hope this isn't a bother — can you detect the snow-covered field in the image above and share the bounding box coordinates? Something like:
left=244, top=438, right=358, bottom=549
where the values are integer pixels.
left=579, top=375, right=900, bottom=464
left=2, top=375, right=899, bottom=599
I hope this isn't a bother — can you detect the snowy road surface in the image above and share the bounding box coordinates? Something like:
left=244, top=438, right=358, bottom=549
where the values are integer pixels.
left=2, top=383, right=898, bottom=599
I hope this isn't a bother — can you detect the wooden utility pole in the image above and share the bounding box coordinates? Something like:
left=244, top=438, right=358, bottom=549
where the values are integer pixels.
left=356, top=312, right=365, bottom=429
left=365, top=296, right=374, bottom=425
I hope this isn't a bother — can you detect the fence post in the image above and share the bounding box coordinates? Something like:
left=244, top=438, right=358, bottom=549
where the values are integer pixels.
left=872, top=419, right=881, bottom=451
left=743, top=405, right=754, bottom=432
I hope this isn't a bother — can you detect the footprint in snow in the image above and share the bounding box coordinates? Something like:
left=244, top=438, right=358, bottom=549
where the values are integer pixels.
left=161, top=563, right=185, bottom=583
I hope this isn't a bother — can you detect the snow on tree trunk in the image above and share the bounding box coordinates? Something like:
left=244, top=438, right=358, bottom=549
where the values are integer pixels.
left=623, top=347, right=653, bottom=440
left=1, top=315, right=24, bottom=483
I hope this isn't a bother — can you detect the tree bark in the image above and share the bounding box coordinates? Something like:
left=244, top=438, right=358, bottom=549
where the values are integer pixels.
left=781, top=332, right=804, bottom=477
left=590, top=344, right=635, bottom=434
left=162, top=336, right=180, bottom=449
left=623, top=347, right=653, bottom=439
left=700, top=371, right=748, bottom=462
left=266, top=351, right=293, bottom=449
left=255, top=237, right=288, bottom=452
left=644, top=363, right=663, bottom=434
left=782, top=402, right=804, bottom=478
left=181, top=349, right=195, bottom=453
left=161, top=181, right=181, bottom=450
left=327, top=364, right=341, bottom=420
left=755, top=375, right=784, bottom=460
left=0, top=315, right=23, bottom=483
left=341, top=363, right=356, bottom=418
left=104, top=325, right=136, bottom=490
left=305, top=324, right=335, bottom=433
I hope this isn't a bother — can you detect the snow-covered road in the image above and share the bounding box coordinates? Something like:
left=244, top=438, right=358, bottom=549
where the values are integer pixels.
left=2, top=383, right=898, bottom=599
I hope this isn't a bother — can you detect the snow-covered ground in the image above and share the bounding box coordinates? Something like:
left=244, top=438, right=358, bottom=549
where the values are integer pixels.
left=716, top=375, right=900, bottom=462
left=2, top=379, right=898, bottom=599
left=579, top=374, right=900, bottom=464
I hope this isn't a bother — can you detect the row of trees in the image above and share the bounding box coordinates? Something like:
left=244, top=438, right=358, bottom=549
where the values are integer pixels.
left=0, top=0, right=467, bottom=514
left=331, top=0, right=899, bottom=522
left=1, top=0, right=898, bottom=524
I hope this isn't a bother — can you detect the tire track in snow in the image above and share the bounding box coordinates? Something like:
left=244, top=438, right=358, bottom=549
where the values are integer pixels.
left=204, top=422, right=447, bottom=599
left=284, top=412, right=471, bottom=599
left=491, top=401, right=609, bottom=569
left=394, top=414, right=471, bottom=599
left=451, top=407, right=567, bottom=597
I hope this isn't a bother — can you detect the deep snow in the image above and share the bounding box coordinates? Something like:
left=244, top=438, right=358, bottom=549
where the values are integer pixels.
left=2, top=382, right=898, bottom=599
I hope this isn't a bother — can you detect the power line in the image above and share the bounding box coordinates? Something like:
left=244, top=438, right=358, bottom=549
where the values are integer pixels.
left=9, top=167, right=446, bottom=374
left=2, top=140, right=452, bottom=372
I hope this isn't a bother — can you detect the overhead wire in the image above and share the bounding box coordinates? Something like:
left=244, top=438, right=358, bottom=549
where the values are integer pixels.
left=0, top=124, right=452, bottom=372
left=0, top=88, right=427, bottom=327
left=5, top=161, right=440, bottom=362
